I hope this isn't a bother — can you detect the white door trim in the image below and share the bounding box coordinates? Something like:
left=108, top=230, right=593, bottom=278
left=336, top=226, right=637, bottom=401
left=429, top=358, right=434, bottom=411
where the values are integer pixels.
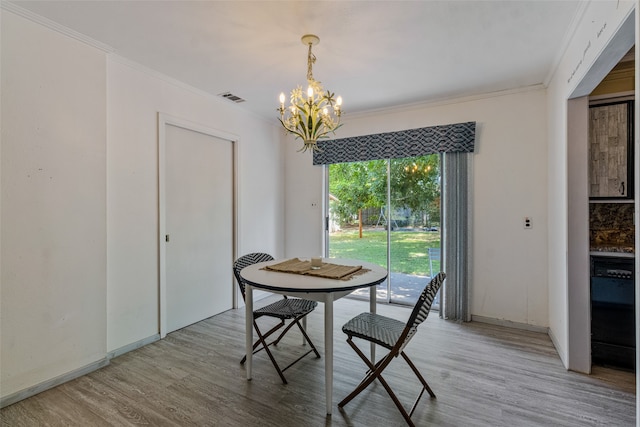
left=158, top=112, right=238, bottom=338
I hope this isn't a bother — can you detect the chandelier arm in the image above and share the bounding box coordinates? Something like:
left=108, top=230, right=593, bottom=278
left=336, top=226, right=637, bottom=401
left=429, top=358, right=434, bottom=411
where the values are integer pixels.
left=279, top=121, right=306, bottom=141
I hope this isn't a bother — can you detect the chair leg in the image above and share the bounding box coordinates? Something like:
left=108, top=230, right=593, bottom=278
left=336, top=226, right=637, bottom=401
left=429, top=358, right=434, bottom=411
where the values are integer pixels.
left=293, top=318, right=321, bottom=358
left=255, top=323, right=288, bottom=384
left=400, top=351, right=435, bottom=418
left=240, top=316, right=321, bottom=385
left=372, top=369, right=415, bottom=426
left=344, top=349, right=387, bottom=396
left=338, top=338, right=395, bottom=408
left=401, top=351, right=436, bottom=398
left=271, top=317, right=321, bottom=373
left=240, top=320, right=288, bottom=384
left=271, top=318, right=298, bottom=346
left=240, top=320, right=285, bottom=364
left=339, top=339, right=425, bottom=427
left=270, top=315, right=320, bottom=360
left=239, top=339, right=265, bottom=365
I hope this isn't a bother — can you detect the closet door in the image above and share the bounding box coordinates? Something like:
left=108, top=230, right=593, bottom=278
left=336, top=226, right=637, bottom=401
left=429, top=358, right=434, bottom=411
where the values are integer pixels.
left=164, top=123, right=233, bottom=333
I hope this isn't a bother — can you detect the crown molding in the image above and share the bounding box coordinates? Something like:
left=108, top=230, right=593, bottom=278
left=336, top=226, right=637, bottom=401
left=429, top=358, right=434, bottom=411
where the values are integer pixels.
left=346, top=84, right=547, bottom=121
left=543, top=1, right=590, bottom=88
left=1, top=1, right=115, bottom=53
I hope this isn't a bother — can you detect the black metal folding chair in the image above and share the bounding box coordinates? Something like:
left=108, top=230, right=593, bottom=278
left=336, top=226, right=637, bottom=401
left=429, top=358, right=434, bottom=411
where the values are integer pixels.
left=233, top=252, right=321, bottom=384
left=338, top=272, right=446, bottom=426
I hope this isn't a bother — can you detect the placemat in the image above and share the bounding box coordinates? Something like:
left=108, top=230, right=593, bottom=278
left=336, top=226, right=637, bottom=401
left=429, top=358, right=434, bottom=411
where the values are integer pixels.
left=263, top=258, right=370, bottom=281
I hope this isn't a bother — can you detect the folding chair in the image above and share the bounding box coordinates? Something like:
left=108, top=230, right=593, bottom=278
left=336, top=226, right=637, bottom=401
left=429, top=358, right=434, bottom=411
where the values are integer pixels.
left=338, top=272, right=446, bottom=426
left=233, top=252, right=321, bottom=384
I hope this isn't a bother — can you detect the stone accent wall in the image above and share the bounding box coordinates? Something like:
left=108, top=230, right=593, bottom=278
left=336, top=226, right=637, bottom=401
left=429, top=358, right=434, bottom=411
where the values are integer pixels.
left=589, top=203, right=635, bottom=247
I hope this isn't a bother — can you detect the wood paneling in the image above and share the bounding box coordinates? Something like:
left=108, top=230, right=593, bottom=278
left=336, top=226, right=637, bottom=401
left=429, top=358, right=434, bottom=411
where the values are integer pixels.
left=1, top=297, right=635, bottom=426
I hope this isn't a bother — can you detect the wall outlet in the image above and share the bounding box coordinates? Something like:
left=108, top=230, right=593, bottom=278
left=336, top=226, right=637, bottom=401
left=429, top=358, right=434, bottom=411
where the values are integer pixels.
left=524, top=216, right=532, bottom=229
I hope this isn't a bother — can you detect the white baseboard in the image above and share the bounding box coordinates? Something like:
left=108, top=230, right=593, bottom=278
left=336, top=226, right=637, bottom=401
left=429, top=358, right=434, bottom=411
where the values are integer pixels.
left=0, top=358, right=109, bottom=408
left=1, top=334, right=161, bottom=409
left=471, top=315, right=549, bottom=334
left=107, top=334, right=161, bottom=359
left=547, top=327, right=569, bottom=369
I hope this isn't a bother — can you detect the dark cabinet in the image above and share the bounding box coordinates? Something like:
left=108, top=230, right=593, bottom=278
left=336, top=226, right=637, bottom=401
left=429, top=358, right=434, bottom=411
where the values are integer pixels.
left=589, top=100, right=634, bottom=199
left=591, top=256, right=635, bottom=370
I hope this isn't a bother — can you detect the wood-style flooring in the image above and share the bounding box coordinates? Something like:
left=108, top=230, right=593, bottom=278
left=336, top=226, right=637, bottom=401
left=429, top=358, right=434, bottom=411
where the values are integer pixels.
left=1, top=297, right=636, bottom=426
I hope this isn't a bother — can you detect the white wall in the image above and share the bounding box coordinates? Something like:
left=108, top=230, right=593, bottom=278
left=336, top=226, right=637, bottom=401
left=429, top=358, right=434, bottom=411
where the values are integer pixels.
left=107, top=57, right=285, bottom=352
left=283, top=140, right=325, bottom=258
left=285, top=88, right=550, bottom=327
left=1, top=9, right=285, bottom=402
left=546, top=1, right=635, bottom=370
left=1, top=11, right=107, bottom=397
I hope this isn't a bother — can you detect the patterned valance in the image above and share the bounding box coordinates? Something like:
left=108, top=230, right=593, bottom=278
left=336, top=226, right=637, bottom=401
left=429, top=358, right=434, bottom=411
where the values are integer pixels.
left=313, top=121, right=476, bottom=165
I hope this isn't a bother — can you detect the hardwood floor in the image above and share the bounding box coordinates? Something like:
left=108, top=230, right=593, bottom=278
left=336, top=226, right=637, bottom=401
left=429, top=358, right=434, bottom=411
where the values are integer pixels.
left=1, top=297, right=636, bottom=426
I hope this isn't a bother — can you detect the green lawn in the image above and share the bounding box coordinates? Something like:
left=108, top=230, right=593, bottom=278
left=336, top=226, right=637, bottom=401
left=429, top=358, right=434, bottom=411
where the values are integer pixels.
left=329, top=229, right=440, bottom=276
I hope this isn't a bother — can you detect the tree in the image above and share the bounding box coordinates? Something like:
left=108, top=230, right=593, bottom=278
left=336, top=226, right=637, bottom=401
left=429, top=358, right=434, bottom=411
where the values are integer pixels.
left=329, top=160, right=385, bottom=229
left=329, top=155, right=441, bottom=231
left=389, top=155, right=440, bottom=227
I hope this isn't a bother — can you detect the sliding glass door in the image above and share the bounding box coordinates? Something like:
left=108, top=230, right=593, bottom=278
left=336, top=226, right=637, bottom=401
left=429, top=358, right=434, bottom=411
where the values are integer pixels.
left=327, top=155, right=441, bottom=305
left=388, top=156, right=441, bottom=304
left=327, top=160, right=389, bottom=299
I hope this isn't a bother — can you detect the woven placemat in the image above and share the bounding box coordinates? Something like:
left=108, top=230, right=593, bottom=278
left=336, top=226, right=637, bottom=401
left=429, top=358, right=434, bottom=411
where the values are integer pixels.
left=263, top=258, right=370, bottom=281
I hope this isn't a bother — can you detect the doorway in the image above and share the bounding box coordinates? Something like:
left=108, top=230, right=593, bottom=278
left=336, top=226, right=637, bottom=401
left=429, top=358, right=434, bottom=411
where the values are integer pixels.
left=565, top=11, right=635, bottom=373
left=158, top=114, right=236, bottom=337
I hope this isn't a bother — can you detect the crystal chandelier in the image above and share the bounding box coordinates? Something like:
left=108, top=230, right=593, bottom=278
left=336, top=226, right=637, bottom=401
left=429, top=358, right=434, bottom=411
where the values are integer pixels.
left=278, top=34, right=343, bottom=153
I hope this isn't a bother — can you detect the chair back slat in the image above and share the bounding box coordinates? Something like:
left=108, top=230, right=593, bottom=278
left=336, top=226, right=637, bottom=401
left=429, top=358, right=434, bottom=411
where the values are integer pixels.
left=398, top=272, right=446, bottom=352
left=233, top=252, right=274, bottom=300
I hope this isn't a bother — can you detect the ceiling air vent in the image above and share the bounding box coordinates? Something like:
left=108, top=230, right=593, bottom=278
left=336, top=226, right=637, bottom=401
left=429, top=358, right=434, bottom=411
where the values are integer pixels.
left=218, top=92, right=246, bottom=103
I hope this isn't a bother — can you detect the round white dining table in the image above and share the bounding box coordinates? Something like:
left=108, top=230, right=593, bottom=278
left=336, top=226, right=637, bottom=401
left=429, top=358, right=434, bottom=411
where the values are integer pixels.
left=240, top=257, right=388, bottom=415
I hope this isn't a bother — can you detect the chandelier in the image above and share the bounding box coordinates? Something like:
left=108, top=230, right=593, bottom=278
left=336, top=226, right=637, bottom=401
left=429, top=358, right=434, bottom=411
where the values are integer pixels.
left=278, top=34, right=343, bottom=153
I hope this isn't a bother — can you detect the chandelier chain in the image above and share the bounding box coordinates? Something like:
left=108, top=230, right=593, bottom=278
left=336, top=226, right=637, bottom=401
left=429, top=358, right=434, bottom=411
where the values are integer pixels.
left=307, top=43, right=316, bottom=82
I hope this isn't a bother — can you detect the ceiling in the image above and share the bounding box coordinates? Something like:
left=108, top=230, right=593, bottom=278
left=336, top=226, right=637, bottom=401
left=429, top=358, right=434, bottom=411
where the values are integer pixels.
left=8, top=1, right=584, bottom=122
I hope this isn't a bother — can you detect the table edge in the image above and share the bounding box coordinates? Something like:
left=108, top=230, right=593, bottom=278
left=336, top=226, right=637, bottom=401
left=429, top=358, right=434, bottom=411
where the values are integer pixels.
left=240, top=258, right=388, bottom=293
